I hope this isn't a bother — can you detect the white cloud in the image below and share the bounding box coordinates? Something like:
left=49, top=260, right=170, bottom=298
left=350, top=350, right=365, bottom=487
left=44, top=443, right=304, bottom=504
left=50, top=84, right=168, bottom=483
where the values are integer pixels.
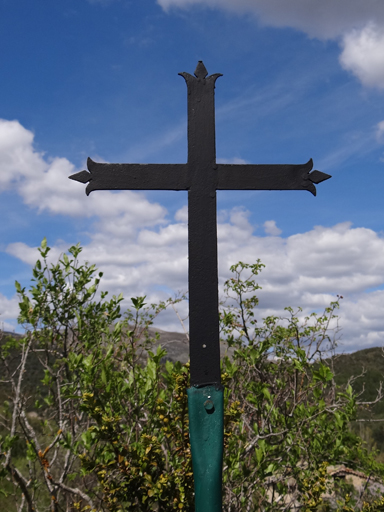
left=7, top=214, right=384, bottom=352
left=0, top=120, right=46, bottom=187
left=229, top=207, right=253, bottom=233
left=217, top=221, right=384, bottom=352
left=6, top=242, right=68, bottom=267
left=174, top=205, right=188, bottom=223
left=339, top=292, right=384, bottom=350
left=0, top=293, right=20, bottom=331
left=1, top=322, right=17, bottom=333
left=0, top=293, right=19, bottom=318
left=158, top=0, right=384, bottom=88
left=264, top=220, right=281, bottom=236
left=0, top=119, right=166, bottom=228
left=340, top=24, right=384, bottom=89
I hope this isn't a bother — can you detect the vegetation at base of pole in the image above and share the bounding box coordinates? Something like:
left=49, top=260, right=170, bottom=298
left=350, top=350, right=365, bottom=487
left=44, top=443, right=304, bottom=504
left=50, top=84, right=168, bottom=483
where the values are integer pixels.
left=1, top=239, right=384, bottom=511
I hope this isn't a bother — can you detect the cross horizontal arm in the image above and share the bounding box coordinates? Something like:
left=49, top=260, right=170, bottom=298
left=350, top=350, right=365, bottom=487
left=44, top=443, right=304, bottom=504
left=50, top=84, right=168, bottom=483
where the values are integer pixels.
left=69, top=158, right=188, bottom=195
left=217, top=159, right=331, bottom=196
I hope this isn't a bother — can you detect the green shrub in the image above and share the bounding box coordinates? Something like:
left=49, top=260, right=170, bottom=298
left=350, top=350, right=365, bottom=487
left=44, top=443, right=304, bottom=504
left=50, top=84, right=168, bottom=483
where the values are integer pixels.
left=1, top=241, right=383, bottom=511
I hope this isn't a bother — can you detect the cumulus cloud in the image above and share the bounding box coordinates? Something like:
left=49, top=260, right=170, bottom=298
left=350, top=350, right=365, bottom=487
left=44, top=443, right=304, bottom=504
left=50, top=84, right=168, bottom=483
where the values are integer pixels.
left=264, top=220, right=282, bottom=236
left=340, top=24, right=384, bottom=89
left=0, top=293, right=19, bottom=319
left=157, top=0, right=384, bottom=88
left=336, top=291, right=384, bottom=350
left=0, top=120, right=46, bottom=187
left=0, top=293, right=20, bottom=332
left=0, top=119, right=166, bottom=228
left=7, top=214, right=384, bottom=351
left=6, top=241, right=70, bottom=268
left=174, top=205, right=188, bottom=223
left=216, top=220, right=384, bottom=351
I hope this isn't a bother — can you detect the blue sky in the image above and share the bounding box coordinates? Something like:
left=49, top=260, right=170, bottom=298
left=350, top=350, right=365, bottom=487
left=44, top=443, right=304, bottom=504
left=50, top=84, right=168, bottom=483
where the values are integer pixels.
left=1, top=0, right=384, bottom=352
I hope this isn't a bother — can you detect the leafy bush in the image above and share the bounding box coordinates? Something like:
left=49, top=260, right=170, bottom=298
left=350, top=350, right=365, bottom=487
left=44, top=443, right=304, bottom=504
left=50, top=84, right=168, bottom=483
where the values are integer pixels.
left=1, top=241, right=383, bottom=511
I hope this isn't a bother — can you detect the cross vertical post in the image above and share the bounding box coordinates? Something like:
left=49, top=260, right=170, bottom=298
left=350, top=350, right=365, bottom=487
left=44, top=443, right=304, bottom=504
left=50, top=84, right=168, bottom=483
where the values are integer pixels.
left=181, top=63, right=222, bottom=387
left=69, top=61, right=331, bottom=511
left=181, top=63, right=224, bottom=512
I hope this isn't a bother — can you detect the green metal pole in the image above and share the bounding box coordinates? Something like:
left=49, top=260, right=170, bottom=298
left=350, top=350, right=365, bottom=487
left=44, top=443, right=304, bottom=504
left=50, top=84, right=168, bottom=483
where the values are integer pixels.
left=187, top=385, right=224, bottom=512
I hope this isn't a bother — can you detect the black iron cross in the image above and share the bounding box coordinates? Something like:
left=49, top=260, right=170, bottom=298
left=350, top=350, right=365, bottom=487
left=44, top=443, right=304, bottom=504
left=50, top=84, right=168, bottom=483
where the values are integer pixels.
left=70, top=61, right=330, bottom=388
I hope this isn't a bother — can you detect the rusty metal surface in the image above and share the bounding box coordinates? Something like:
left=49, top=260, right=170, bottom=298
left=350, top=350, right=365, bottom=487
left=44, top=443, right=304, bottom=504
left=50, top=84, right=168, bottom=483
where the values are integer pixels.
left=69, top=61, right=331, bottom=387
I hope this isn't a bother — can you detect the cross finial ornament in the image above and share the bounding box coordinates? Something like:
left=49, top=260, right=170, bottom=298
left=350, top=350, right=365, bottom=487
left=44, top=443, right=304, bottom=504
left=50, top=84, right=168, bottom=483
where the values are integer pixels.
left=193, top=60, right=209, bottom=78
left=69, top=62, right=331, bottom=511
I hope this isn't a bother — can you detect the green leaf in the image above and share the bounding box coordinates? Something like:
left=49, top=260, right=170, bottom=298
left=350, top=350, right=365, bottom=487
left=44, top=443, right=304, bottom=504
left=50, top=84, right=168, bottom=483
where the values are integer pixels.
left=255, top=448, right=263, bottom=464
left=313, top=363, right=333, bottom=383
left=84, top=354, right=93, bottom=368
left=262, top=387, right=271, bottom=402
left=165, top=360, right=173, bottom=375
left=44, top=395, right=54, bottom=406
left=131, top=296, right=147, bottom=310
left=113, top=322, right=122, bottom=336
left=146, top=359, right=156, bottom=381
left=26, top=441, right=37, bottom=461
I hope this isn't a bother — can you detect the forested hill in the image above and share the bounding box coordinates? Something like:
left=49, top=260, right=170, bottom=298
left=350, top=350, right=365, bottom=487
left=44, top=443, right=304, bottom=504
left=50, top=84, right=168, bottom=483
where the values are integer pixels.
left=2, top=331, right=384, bottom=456
left=2, top=331, right=383, bottom=401
left=328, top=347, right=384, bottom=418
left=2, top=331, right=383, bottom=409
left=323, top=347, right=384, bottom=458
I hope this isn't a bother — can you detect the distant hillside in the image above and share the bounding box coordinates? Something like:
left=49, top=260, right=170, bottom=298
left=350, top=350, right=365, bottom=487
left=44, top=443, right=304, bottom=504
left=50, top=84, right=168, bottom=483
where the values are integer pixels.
left=325, top=347, right=384, bottom=457
left=141, top=326, right=234, bottom=363
left=0, top=327, right=232, bottom=364
left=2, top=330, right=384, bottom=455
left=2, top=330, right=382, bottom=414
left=0, top=328, right=231, bottom=405
left=328, top=347, right=384, bottom=418
left=0, top=331, right=42, bottom=408
left=1, top=330, right=381, bottom=395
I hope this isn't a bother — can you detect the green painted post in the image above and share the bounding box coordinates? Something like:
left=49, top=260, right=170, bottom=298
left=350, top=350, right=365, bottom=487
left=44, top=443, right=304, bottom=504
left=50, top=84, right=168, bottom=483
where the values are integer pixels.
left=187, top=386, right=224, bottom=511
